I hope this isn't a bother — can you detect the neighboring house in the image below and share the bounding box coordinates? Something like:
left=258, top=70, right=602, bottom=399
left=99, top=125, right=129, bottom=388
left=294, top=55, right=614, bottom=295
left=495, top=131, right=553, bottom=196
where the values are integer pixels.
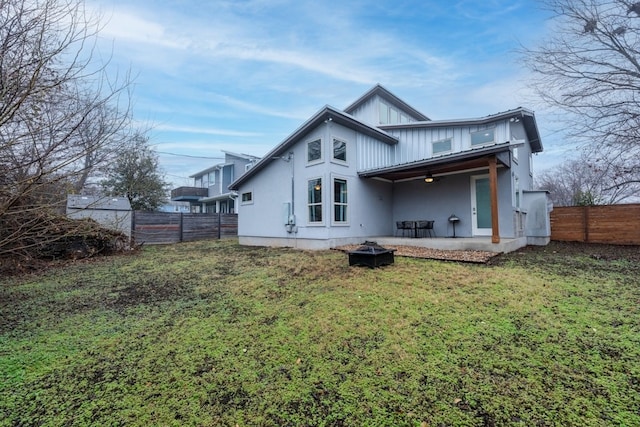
left=171, top=151, right=260, bottom=213
left=66, top=195, right=132, bottom=237
left=229, top=84, right=552, bottom=251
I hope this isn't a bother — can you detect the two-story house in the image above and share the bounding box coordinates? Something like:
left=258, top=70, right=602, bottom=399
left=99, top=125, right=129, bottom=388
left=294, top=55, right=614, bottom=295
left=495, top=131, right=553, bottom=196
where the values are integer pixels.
left=171, top=151, right=259, bottom=213
left=229, top=85, right=552, bottom=251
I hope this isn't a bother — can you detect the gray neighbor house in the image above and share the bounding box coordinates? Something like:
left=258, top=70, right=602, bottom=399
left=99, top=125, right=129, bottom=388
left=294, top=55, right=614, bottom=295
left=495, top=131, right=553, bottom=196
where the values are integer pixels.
left=171, top=150, right=260, bottom=213
left=229, top=85, right=552, bottom=252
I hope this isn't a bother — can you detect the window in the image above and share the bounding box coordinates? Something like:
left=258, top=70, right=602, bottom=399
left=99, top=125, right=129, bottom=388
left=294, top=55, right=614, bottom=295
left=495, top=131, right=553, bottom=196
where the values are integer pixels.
left=308, top=178, right=322, bottom=223
left=379, top=101, right=411, bottom=124
left=514, top=176, right=520, bottom=208
left=241, top=191, right=253, bottom=204
left=333, top=178, right=347, bottom=223
left=432, top=138, right=452, bottom=155
left=333, top=138, right=347, bottom=162
left=471, top=129, right=495, bottom=146
left=513, top=146, right=519, bottom=163
left=307, top=139, right=322, bottom=163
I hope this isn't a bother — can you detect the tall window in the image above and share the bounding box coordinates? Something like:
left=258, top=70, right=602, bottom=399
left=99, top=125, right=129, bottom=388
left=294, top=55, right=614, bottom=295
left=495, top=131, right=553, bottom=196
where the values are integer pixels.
left=333, top=138, right=347, bottom=162
left=307, top=139, right=322, bottom=163
left=308, top=178, right=322, bottom=223
left=471, top=129, right=495, bottom=146
left=333, top=179, right=347, bottom=223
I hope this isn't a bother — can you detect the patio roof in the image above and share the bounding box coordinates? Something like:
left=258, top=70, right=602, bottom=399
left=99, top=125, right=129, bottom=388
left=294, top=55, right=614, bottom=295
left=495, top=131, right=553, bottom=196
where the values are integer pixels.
left=358, top=142, right=512, bottom=182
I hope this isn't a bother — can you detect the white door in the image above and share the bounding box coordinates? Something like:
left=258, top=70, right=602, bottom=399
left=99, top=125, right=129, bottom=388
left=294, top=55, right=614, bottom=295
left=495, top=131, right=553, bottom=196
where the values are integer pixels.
left=471, top=175, right=492, bottom=236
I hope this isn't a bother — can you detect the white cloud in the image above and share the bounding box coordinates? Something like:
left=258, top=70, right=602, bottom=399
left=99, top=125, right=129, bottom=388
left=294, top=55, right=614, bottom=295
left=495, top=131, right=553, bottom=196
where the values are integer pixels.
left=154, top=124, right=263, bottom=138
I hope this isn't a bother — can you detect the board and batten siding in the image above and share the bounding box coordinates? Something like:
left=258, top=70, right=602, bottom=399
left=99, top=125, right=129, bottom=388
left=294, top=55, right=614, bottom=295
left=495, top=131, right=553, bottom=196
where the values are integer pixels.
left=384, top=121, right=511, bottom=166
left=356, top=120, right=512, bottom=173
left=356, top=133, right=395, bottom=171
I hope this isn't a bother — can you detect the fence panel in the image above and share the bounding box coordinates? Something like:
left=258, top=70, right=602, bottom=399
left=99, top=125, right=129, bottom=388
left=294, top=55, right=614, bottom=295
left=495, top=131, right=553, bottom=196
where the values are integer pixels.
left=133, top=212, right=238, bottom=244
left=133, top=211, right=181, bottom=244
left=550, top=204, right=640, bottom=245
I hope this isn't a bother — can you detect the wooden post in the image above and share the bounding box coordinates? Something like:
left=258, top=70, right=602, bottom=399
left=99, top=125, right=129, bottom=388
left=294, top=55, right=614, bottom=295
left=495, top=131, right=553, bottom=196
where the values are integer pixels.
left=488, top=156, right=500, bottom=244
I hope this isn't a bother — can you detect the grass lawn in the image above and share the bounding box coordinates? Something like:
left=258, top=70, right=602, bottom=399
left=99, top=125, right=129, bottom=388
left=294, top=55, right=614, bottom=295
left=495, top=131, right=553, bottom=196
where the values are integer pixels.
left=1, top=240, right=639, bottom=426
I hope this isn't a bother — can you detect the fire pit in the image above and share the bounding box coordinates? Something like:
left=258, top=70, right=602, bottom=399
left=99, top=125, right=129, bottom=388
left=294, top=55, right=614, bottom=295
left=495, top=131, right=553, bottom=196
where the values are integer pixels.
left=347, top=241, right=395, bottom=268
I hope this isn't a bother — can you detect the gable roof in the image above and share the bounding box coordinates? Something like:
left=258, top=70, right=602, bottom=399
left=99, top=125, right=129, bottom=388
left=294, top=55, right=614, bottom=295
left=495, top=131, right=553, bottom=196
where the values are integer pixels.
left=228, top=105, right=398, bottom=191
left=379, top=107, right=543, bottom=153
left=344, top=84, right=431, bottom=121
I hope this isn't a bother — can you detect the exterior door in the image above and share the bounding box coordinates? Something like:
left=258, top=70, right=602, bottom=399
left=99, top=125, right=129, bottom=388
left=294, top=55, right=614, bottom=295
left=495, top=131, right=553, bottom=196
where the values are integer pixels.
left=471, top=175, right=492, bottom=236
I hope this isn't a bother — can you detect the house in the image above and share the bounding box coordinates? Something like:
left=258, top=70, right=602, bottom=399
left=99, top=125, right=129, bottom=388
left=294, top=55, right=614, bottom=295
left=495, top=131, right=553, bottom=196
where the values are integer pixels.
left=66, top=195, right=132, bottom=237
left=229, top=85, right=552, bottom=252
left=171, top=150, right=260, bottom=213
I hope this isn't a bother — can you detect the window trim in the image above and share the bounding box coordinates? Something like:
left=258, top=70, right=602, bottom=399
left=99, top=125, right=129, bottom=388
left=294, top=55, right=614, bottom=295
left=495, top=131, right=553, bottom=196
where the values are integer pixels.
left=332, top=177, right=348, bottom=225
left=307, top=177, right=323, bottom=225
left=306, top=138, right=323, bottom=165
left=331, top=137, right=348, bottom=164
left=240, top=191, right=253, bottom=205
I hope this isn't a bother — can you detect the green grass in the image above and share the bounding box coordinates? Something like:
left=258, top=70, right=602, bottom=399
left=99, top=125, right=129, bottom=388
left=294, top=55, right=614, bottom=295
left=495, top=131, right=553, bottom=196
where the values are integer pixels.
left=1, top=240, right=639, bottom=426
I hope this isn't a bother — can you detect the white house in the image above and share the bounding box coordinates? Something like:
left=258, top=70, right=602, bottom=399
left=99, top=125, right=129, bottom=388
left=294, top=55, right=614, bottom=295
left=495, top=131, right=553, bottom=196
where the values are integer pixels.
left=229, top=85, right=552, bottom=252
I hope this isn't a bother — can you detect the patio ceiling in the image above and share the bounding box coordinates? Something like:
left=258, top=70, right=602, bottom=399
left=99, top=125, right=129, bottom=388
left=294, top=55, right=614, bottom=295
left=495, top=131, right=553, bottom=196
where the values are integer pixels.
left=358, top=143, right=512, bottom=182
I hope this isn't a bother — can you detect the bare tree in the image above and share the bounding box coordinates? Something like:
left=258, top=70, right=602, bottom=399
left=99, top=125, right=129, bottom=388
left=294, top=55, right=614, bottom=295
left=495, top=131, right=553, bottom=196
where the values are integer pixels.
left=522, top=0, right=640, bottom=198
left=536, top=148, right=640, bottom=205
left=0, top=0, right=135, bottom=259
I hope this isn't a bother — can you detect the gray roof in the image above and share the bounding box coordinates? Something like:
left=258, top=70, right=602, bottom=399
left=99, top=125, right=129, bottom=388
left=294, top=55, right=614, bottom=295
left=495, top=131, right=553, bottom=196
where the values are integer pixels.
left=67, top=195, right=132, bottom=211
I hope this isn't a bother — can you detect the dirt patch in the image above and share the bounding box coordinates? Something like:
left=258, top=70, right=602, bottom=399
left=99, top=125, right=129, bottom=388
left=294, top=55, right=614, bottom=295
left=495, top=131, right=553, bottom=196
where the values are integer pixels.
left=333, top=244, right=499, bottom=263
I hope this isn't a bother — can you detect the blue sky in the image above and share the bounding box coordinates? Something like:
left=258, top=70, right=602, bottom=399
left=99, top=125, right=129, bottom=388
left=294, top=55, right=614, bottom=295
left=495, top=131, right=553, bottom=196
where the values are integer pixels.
left=88, top=0, right=562, bottom=187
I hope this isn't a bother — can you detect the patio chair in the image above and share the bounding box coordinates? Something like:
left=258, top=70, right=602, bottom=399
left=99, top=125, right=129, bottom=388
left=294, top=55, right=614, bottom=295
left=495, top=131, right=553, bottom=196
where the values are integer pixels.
left=416, top=220, right=435, bottom=238
left=396, top=221, right=414, bottom=237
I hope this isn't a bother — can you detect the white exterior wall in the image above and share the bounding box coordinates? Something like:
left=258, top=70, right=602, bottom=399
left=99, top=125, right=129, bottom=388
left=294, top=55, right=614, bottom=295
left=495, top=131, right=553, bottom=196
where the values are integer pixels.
left=236, top=121, right=394, bottom=248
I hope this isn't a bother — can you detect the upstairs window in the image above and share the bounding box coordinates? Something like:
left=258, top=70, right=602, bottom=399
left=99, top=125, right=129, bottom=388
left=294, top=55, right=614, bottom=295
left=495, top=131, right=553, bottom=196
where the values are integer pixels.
left=432, top=138, right=452, bottom=155
left=471, top=129, right=495, bottom=146
left=333, top=138, right=347, bottom=162
left=307, top=139, right=322, bottom=163
left=379, top=101, right=411, bottom=124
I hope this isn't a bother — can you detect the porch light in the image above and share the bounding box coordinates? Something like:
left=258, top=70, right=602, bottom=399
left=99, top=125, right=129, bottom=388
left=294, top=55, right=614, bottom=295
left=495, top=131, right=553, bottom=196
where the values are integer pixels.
left=424, top=173, right=434, bottom=183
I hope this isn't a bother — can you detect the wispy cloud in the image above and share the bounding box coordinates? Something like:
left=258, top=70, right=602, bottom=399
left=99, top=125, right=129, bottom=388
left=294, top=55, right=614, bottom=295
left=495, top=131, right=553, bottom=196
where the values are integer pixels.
left=154, top=124, right=263, bottom=138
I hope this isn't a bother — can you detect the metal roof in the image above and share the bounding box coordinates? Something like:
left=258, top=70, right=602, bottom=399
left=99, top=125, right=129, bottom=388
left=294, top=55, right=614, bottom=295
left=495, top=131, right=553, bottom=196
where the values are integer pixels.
left=67, top=195, right=132, bottom=211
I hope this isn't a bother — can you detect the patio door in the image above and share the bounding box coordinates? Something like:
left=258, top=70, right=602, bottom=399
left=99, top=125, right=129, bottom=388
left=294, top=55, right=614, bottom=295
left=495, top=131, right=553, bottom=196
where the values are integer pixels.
left=471, top=175, right=492, bottom=236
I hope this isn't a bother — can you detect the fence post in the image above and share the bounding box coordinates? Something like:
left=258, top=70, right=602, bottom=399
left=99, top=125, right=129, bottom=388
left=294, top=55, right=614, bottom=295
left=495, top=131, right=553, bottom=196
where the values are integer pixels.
left=583, top=206, right=590, bottom=243
left=217, top=213, right=222, bottom=239
left=179, top=213, right=184, bottom=243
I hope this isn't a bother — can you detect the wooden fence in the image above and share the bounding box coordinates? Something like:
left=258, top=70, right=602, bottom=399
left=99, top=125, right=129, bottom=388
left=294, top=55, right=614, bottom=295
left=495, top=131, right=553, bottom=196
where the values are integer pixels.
left=550, top=204, right=640, bottom=245
left=132, top=212, right=238, bottom=244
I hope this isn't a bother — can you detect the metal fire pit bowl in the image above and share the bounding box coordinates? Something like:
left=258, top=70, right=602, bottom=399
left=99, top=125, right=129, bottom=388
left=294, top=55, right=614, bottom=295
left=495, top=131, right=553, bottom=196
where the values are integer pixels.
left=347, top=241, right=395, bottom=268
